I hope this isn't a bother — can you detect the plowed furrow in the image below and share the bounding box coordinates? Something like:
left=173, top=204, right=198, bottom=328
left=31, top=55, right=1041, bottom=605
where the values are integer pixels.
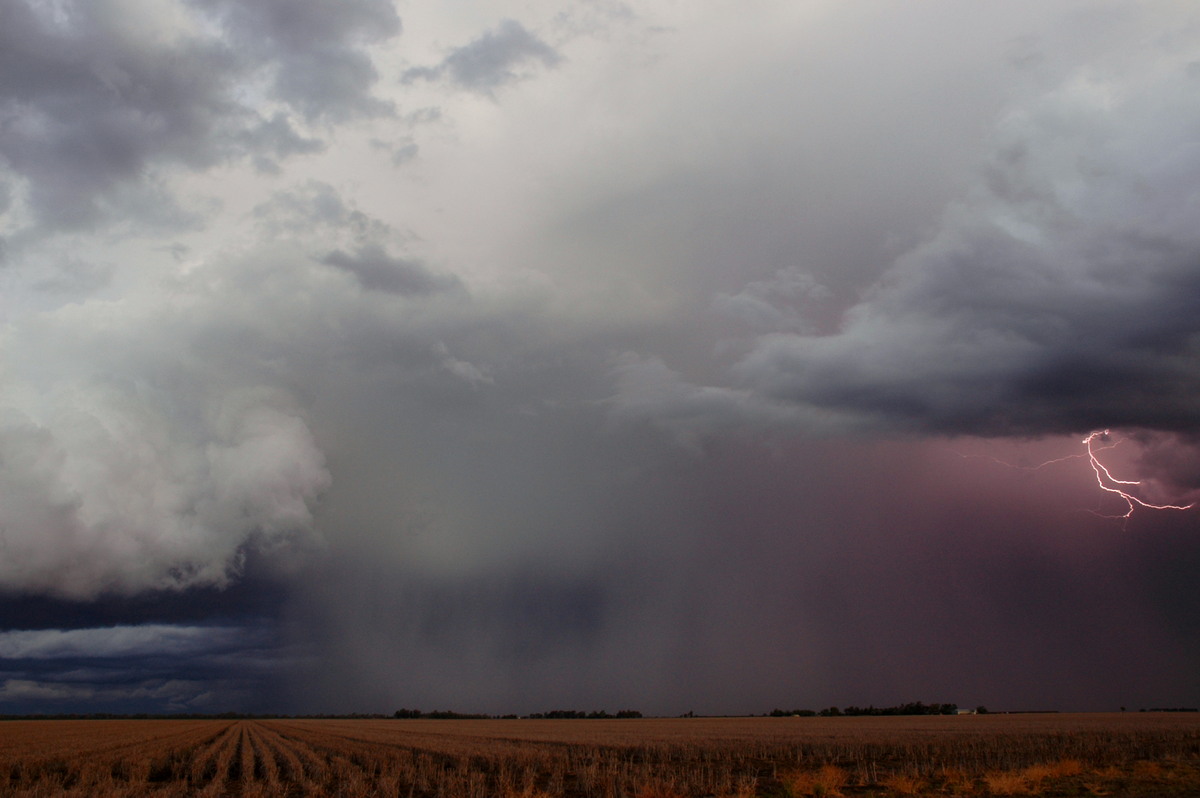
left=245, top=722, right=281, bottom=788
left=264, top=725, right=331, bottom=787
left=254, top=724, right=307, bottom=787
left=237, top=722, right=255, bottom=789
left=188, top=721, right=241, bottom=794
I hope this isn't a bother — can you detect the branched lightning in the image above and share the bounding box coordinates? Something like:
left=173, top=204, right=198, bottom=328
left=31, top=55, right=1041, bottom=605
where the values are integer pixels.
left=962, top=430, right=1196, bottom=523
left=1082, top=430, right=1194, bottom=520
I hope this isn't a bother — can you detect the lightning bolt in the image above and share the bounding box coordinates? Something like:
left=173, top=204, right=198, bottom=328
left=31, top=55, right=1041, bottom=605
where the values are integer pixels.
left=1082, top=430, right=1195, bottom=520
left=960, top=430, right=1197, bottom=523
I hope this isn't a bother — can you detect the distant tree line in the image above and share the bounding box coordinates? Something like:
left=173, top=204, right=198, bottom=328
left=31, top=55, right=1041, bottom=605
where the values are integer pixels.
left=392, top=709, right=492, bottom=719
left=768, top=702, right=963, bottom=717
left=528, top=710, right=643, bottom=719
left=14, top=703, right=1194, bottom=723
left=394, top=708, right=643, bottom=720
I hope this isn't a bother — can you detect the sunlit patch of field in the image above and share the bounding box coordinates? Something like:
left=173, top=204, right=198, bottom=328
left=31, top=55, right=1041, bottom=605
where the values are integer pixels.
left=0, top=713, right=1196, bottom=796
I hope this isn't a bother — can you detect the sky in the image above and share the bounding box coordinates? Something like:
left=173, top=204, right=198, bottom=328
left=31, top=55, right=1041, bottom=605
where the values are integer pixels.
left=0, top=0, right=1199, bottom=716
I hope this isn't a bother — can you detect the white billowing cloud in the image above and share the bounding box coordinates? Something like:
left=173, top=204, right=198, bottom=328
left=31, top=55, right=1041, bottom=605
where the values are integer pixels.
left=0, top=375, right=329, bottom=598
left=0, top=253, right=339, bottom=598
left=0, top=170, right=507, bottom=598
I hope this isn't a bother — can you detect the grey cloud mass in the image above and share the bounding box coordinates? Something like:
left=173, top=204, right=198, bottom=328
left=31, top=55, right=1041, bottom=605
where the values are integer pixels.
left=721, top=39, right=1200, bottom=438
left=0, top=0, right=233, bottom=233
left=0, top=0, right=398, bottom=239
left=191, top=0, right=401, bottom=120
left=321, top=244, right=462, bottom=296
left=403, top=19, right=562, bottom=93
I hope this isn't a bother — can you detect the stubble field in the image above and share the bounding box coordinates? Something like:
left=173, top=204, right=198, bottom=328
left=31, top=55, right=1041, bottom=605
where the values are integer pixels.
left=0, top=713, right=1198, bottom=797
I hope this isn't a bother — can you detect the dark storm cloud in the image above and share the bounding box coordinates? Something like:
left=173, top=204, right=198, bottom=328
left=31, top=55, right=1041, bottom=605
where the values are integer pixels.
left=402, top=19, right=562, bottom=94
left=721, top=53, right=1200, bottom=438
left=0, top=580, right=285, bottom=632
left=0, top=0, right=397, bottom=236
left=0, top=555, right=296, bottom=712
left=1134, top=433, right=1200, bottom=491
left=735, top=231, right=1200, bottom=436
left=0, top=624, right=260, bottom=660
left=321, top=243, right=462, bottom=296
left=0, top=620, right=296, bottom=713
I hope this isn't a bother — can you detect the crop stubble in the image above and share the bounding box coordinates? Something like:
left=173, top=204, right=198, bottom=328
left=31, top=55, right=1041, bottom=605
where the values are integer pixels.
left=0, top=713, right=1197, bottom=796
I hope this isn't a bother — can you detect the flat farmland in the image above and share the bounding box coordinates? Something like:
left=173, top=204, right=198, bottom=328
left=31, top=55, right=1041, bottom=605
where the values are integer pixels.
left=0, top=713, right=1198, bottom=796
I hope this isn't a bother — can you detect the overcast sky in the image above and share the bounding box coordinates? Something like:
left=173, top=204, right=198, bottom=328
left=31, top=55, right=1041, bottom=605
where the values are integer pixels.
left=1, top=0, right=1199, bottom=716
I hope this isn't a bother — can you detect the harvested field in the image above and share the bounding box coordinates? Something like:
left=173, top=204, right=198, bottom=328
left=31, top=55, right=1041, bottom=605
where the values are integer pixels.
left=0, top=713, right=1197, bottom=796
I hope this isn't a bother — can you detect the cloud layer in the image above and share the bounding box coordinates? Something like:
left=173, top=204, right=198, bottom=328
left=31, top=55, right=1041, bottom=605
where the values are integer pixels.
left=1, top=0, right=1198, bottom=715
left=606, top=21, right=1200, bottom=441
left=0, top=0, right=398, bottom=239
left=732, top=51, right=1200, bottom=436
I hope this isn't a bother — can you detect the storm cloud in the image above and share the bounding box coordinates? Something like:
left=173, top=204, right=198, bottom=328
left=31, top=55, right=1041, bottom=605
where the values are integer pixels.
left=605, top=24, right=1200, bottom=442
left=730, top=50, right=1200, bottom=437
left=1, top=0, right=1198, bottom=717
